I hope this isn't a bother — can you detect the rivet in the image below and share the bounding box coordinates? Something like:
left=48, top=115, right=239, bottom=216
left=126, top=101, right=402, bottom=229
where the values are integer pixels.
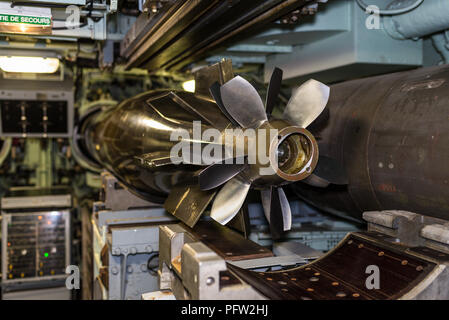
left=401, top=260, right=408, bottom=266
left=206, top=277, right=215, bottom=286
left=332, top=282, right=339, bottom=286
left=378, top=251, right=384, bottom=256
left=358, top=244, right=364, bottom=249
left=306, top=288, right=314, bottom=292
left=352, top=293, right=360, bottom=298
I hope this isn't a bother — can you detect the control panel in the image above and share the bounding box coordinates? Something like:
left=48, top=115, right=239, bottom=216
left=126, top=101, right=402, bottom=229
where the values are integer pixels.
left=2, top=210, right=70, bottom=282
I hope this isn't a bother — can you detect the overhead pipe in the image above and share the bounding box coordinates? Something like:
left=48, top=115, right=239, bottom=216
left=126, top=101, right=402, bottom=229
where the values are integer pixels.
left=383, top=0, right=449, bottom=39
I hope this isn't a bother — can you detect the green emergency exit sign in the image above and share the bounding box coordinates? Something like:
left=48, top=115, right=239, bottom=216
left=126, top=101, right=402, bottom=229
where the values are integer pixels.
left=0, top=13, right=51, bottom=26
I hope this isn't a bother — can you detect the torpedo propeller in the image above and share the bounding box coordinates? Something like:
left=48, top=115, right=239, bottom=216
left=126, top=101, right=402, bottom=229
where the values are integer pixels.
left=197, top=67, right=346, bottom=239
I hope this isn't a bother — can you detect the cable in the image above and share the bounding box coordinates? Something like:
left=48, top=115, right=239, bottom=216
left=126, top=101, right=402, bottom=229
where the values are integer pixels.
left=86, top=0, right=103, bottom=23
left=356, top=0, right=424, bottom=16
left=147, top=253, right=159, bottom=276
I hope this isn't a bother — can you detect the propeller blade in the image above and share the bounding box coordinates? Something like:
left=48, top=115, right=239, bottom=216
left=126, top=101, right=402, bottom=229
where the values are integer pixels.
left=164, top=183, right=216, bottom=227
left=210, top=176, right=251, bottom=225
left=315, top=154, right=348, bottom=185
left=260, top=189, right=272, bottom=223
left=220, top=76, right=267, bottom=128
left=269, top=188, right=284, bottom=239
left=210, top=82, right=239, bottom=127
left=283, top=79, right=330, bottom=128
left=265, top=67, right=283, bottom=116
left=261, top=187, right=292, bottom=240
left=199, top=157, right=247, bottom=191
left=276, top=187, right=292, bottom=232
left=302, top=155, right=348, bottom=187
left=301, top=174, right=330, bottom=188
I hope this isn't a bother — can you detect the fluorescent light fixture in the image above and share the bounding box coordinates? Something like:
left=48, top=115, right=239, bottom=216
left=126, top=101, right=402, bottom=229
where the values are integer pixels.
left=0, top=56, right=59, bottom=73
left=182, top=80, right=196, bottom=93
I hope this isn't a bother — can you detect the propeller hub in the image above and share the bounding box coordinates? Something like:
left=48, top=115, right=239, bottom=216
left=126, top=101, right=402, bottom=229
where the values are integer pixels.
left=269, top=126, right=318, bottom=182
left=276, top=140, right=291, bottom=166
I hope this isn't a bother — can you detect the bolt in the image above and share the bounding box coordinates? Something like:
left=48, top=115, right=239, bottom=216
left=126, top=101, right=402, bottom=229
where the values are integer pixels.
left=130, top=247, right=137, bottom=255
left=145, top=245, right=153, bottom=253
left=140, top=264, right=147, bottom=272
left=111, top=267, right=119, bottom=275
left=112, top=248, right=120, bottom=255
left=206, top=277, right=215, bottom=286
left=127, top=265, right=133, bottom=273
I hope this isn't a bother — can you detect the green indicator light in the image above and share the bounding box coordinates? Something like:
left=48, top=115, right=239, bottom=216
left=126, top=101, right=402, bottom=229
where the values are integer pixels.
left=44, top=252, right=49, bottom=258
